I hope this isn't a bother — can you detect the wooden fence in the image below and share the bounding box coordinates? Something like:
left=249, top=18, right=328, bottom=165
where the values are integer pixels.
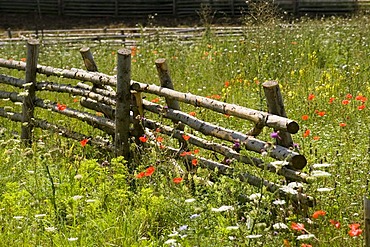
left=0, top=39, right=314, bottom=208
left=1, top=0, right=370, bottom=18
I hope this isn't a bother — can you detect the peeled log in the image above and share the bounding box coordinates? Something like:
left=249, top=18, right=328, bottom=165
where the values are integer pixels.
left=0, top=59, right=299, bottom=134
left=142, top=100, right=306, bottom=169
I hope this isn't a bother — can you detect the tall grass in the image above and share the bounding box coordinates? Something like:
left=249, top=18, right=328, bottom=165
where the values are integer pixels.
left=0, top=14, right=369, bottom=246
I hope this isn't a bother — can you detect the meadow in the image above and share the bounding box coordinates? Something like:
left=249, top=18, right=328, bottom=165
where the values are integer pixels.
left=0, top=13, right=369, bottom=246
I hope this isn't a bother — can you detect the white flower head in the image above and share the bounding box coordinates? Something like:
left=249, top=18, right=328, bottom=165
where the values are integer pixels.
left=185, top=198, right=196, bottom=203
left=297, top=234, right=315, bottom=240
left=72, top=195, right=83, bottom=201
left=226, top=226, right=239, bottom=230
left=211, top=205, right=234, bottom=212
left=245, top=234, right=263, bottom=239
left=35, top=214, right=46, bottom=218
left=273, top=222, right=288, bottom=230
left=272, top=199, right=286, bottom=205
left=311, top=170, right=331, bottom=177
left=164, top=239, right=177, bottom=245
left=45, top=226, right=57, bottom=232
left=311, top=163, right=334, bottom=169
left=68, top=237, right=78, bottom=242
left=317, top=187, right=334, bottom=192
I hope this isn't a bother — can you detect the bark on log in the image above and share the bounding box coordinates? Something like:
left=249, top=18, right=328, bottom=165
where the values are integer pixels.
left=163, top=144, right=313, bottom=207
left=33, top=99, right=115, bottom=135
left=21, top=39, right=39, bottom=144
left=142, top=100, right=306, bottom=169
left=131, top=82, right=299, bottom=134
left=0, top=58, right=299, bottom=134
left=263, top=81, right=294, bottom=147
left=80, top=97, right=115, bottom=120
left=0, top=107, right=113, bottom=150
left=131, top=91, right=145, bottom=143
left=155, top=58, right=187, bottom=150
left=142, top=118, right=309, bottom=182
left=115, top=48, right=131, bottom=159
left=238, top=172, right=315, bottom=207
left=80, top=47, right=98, bottom=72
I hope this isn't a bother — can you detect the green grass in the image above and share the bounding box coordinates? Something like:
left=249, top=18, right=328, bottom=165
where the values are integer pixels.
left=0, top=14, right=370, bottom=246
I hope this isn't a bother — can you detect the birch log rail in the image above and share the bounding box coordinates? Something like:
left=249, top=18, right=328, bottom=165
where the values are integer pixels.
left=0, top=41, right=315, bottom=208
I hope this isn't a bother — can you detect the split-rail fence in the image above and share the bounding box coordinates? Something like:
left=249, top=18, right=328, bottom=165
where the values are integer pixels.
left=0, top=39, right=315, bottom=208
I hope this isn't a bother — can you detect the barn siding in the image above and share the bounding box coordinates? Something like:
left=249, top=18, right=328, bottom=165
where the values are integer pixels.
left=0, top=0, right=369, bottom=17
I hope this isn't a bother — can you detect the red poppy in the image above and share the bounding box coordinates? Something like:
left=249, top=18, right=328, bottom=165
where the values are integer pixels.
left=136, top=171, right=145, bottom=179
left=329, top=97, right=335, bottom=104
left=57, top=103, right=67, bottom=111
left=189, top=111, right=196, bottom=117
left=211, top=94, right=221, bottom=100
left=80, top=139, right=88, bottom=147
left=329, top=219, right=341, bottom=229
left=291, top=222, right=305, bottom=231
left=224, top=81, right=230, bottom=88
left=313, top=136, right=320, bottom=141
left=144, top=166, right=155, bottom=176
left=312, top=210, right=326, bottom=219
left=302, top=115, right=309, bottom=121
left=156, top=136, right=164, bottom=143
left=193, top=149, right=200, bottom=154
left=358, top=104, right=366, bottom=110
left=182, top=135, right=190, bottom=141
left=192, top=159, right=198, bottom=166
left=317, top=111, right=326, bottom=117
left=131, top=46, right=137, bottom=56
left=346, top=93, right=353, bottom=99
left=339, top=122, right=347, bottom=127
left=356, top=95, right=367, bottom=103
left=308, top=94, right=315, bottom=101
left=303, top=129, right=310, bottom=138
left=173, top=177, right=183, bottom=184
left=180, top=151, right=192, bottom=157
left=301, top=244, right=312, bottom=247
left=73, top=98, right=79, bottom=103
left=348, top=223, right=362, bottom=237
left=20, top=57, right=27, bottom=62
left=151, top=97, right=160, bottom=103
left=139, top=136, right=148, bottom=143
left=342, top=99, right=350, bottom=105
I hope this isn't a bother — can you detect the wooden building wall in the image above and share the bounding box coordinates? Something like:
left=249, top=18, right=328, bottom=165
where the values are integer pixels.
left=0, top=0, right=369, bottom=18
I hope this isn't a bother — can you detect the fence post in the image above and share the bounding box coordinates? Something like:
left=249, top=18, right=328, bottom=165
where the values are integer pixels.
left=155, top=58, right=187, bottom=149
left=365, top=195, right=370, bottom=247
left=115, top=48, right=132, bottom=160
left=262, top=80, right=294, bottom=148
left=21, top=39, right=39, bottom=144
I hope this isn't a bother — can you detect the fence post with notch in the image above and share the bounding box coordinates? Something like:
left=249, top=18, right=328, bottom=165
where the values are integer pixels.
left=21, top=39, right=39, bottom=144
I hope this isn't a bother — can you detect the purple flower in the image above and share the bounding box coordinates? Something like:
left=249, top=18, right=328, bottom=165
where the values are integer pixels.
left=270, top=131, right=281, bottom=140
left=233, top=141, right=241, bottom=151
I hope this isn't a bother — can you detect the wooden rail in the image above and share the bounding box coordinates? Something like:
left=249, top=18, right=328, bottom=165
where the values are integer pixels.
left=0, top=40, right=314, bottom=207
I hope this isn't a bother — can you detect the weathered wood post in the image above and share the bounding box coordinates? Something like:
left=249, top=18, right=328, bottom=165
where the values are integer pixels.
left=80, top=47, right=98, bottom=72
left=262, top=80, right=294, bottom=148
left=115, top=48, right=132, bottom=160
left=155, top=58, right=187, bottom=149
left=365, top=195, right=370, bottom=247
left=21, top=39, right=39, bottom=144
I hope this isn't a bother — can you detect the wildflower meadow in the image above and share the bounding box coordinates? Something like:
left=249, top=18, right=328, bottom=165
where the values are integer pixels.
left=0, top=13, right=370, bottom=246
